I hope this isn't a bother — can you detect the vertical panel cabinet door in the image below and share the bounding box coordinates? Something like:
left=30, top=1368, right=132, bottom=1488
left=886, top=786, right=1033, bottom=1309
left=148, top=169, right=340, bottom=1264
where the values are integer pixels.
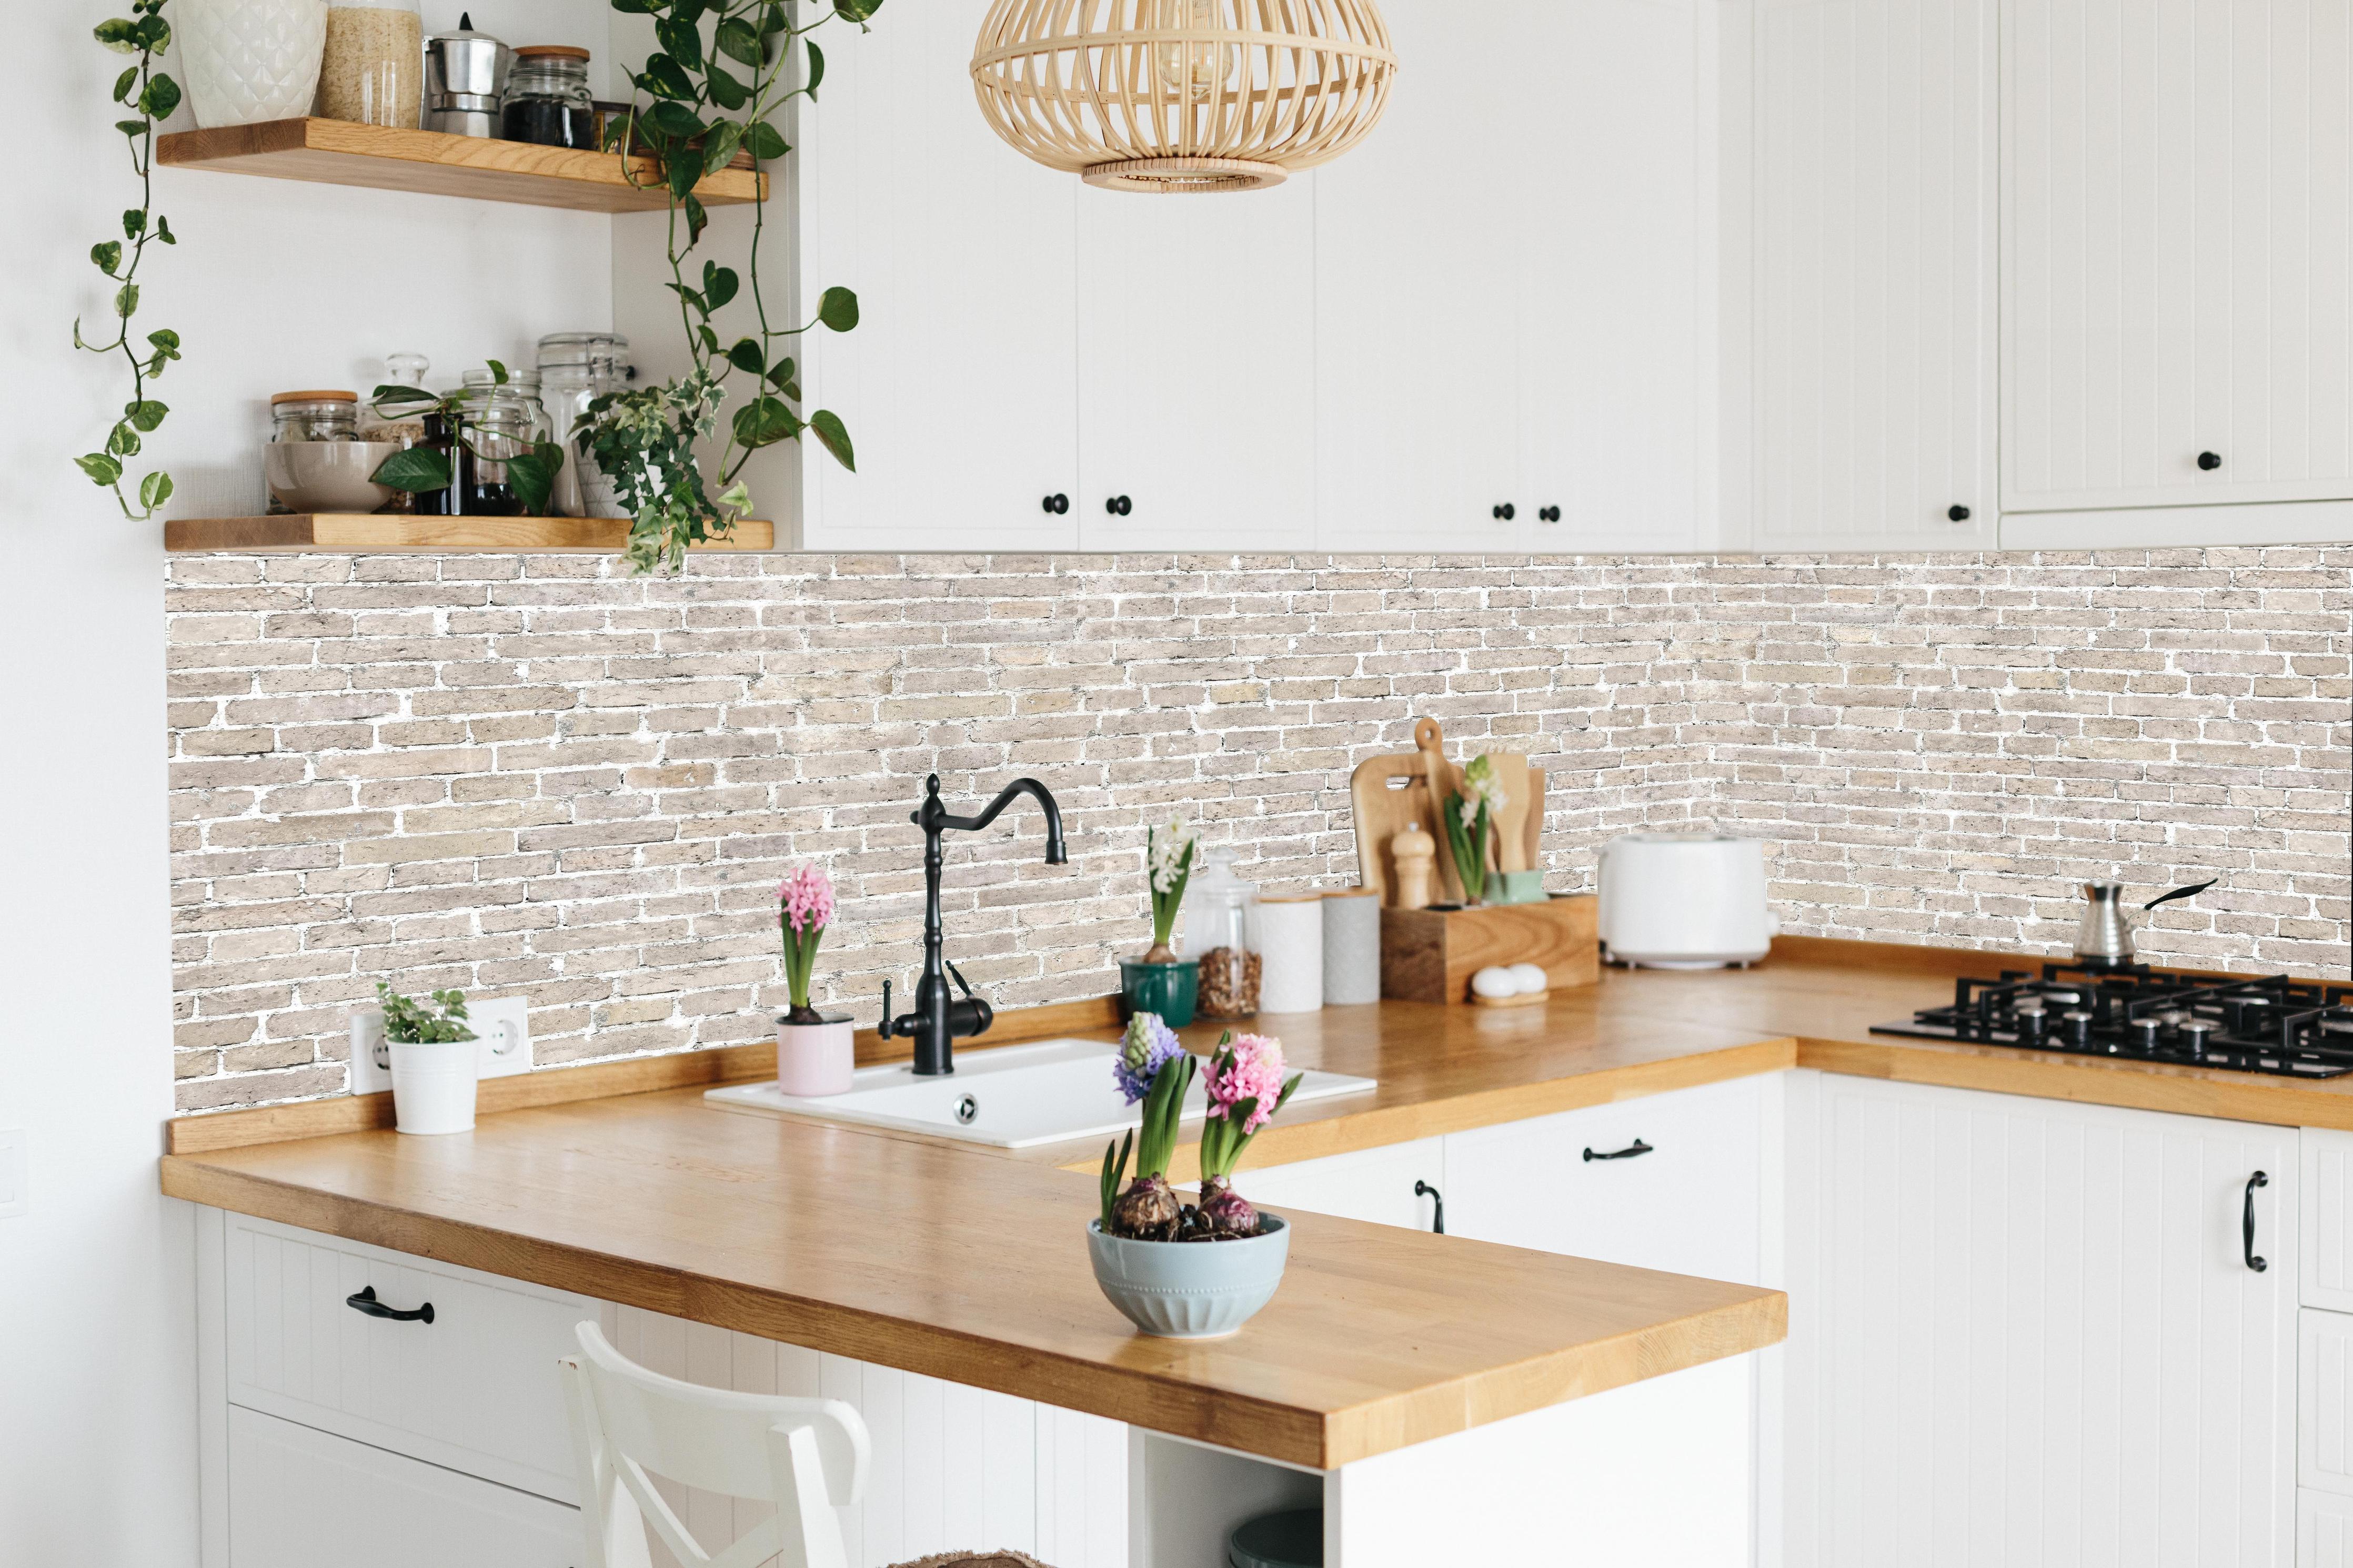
left=2308, top=1490, right=2353, bottom=1568
left=1753, top=0, right=1998, bottom=549
left=1440, top=1075, right=1766, bottom=1284
left=228, top=1408, right=579, bottom=1568
left=797, top=0, right=1080, bottom=550
left=2303, top=1128, right=2353, bottom=1312
left=2005, top=0, right=2353, bottom=512
left=1516, top=0, right=1708, bottom=554
left=1075, top=178, right=1319, bottom=553
left=1783, top=1073, right=2298, bottom=1568
left=1229, top=1137, right=1446, bottom=1232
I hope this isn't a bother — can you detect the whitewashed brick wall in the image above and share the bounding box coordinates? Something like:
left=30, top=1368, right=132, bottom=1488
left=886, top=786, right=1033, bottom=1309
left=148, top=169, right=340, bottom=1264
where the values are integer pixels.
left=164, top=548, right=2352, bottom=1112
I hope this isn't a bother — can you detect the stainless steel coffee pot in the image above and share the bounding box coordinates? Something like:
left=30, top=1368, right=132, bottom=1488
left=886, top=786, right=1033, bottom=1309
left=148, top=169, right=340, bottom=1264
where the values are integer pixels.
left=2073, top=877, right=2216, bottom=966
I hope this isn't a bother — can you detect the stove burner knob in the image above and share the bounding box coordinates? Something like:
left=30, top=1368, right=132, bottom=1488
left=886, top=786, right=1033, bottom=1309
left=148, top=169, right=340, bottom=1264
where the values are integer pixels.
left=2179, top=1019, right=2216, bottom=1056
left=2130, top=1018, right=2164, bottom=1053
left=2063, top=1009, right=2095, bottom=1047
left=2014, top=1004, right=2048, bottom=1040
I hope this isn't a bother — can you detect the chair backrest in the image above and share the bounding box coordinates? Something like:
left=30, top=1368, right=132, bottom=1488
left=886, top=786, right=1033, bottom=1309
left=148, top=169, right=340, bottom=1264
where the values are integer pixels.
left=561, top=1320, right=870, bottom=1568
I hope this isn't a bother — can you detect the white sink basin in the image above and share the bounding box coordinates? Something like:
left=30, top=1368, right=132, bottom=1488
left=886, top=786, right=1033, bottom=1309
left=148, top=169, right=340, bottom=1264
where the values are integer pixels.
left=705, top=1037, right=1378, bottom=1150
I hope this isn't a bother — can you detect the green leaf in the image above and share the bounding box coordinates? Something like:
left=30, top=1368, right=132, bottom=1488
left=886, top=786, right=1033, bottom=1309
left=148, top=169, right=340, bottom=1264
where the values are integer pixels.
left=647, top=100, right=706, bottom=141
left=140, top=73, right=180, bottom=120
left=726, top=338, right=766, bottom=376
left=112, top=67, right=139, bottom=103
left=682, top=192, right=709, bottom=242
left=76, top=452, right=124, bottom=487
left=116, top=119, right=148, bottom=139
left=155, top=214, right=176, bottom=245
left=760, top=2, right=790, bottom=36
left=701, top=120, right=745, bottom=175
left=505, top=442, right=563, bottom=517
left=655, top=15, right=704, bottom=72
left=806, top=41, right=827, bottom=97
left=122, top=208, right=145, bottom=238
left=368, top=383, right=436, bottom=416
left=147, top=327, right=182, bottom=356
left=668, top=148, right=703, bottom=203
left=124, top=398, right=168, bottom=432
left=817, top=286, right=860, bottom=332
left=107, top=422, right=142, bottom=457
left=371, top=446, right=454, bottom=492
left=779, top=380, right=802, bottom=402
left=487, top=358, right=510, bottom=385
left=836, top=0, right=883, bottom=20
left=716, top=16, right=764, bottom=67
left=731, top=395, right=799, bottom=449
left=810, top=409, right=856, bottom=471
left=91, top=241, right=123, bottom=276
left=94, top=17, right=143, bottom=53
left=705, top=65, right=749, bottom=113
left=637, top=54, right=696, bottom=100
left=765, top=356, right=797, bottom=388
left=114, top=284, right=138, bottom=319
left=745, top=120, right=789, bottom=161
left=133, top=13, right=170, bottom=50
left=138, top=470, right=174, bottom=512
left=702, top=264, right=739, bottom=311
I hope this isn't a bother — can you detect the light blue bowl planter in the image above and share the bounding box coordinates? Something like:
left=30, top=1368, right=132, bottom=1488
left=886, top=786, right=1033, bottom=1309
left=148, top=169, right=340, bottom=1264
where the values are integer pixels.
left=1086, top=1215, right=1291, bottom=1339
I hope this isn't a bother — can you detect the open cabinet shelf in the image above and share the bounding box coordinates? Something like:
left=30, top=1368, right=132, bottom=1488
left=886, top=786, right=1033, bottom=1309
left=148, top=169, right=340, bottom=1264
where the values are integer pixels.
left=156, top=118, right=764, bottom=213
left=163, top=515, right=780, bottom=554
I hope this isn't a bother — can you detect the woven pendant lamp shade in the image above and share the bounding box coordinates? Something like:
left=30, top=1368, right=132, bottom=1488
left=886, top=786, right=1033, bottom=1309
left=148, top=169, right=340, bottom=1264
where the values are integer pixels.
left=970, top=1, right=1399, bottom=193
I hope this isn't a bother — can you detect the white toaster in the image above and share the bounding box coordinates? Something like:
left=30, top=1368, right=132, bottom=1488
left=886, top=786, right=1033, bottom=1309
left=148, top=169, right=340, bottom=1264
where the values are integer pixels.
left=1596, top=832, right=1779, bottom=969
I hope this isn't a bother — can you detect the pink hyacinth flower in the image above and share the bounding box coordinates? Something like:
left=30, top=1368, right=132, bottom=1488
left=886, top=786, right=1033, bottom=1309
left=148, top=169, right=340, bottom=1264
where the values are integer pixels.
left=1206, top=1033, right=1287, bottom=1135
left=780, top=864, right=835, bottom=936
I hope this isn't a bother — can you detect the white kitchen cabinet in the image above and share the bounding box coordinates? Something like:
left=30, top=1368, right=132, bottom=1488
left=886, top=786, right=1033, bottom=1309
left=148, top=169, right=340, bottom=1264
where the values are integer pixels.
left=2307, top=1309, right=2353, bottom=1496
left=1443, top=1074, right=1767, bottom=1284
left=1748, top=0, right=1999, bottom=550
left=2003, top=0, right=2353, bottom=517
left=227, top=1407, right=579, bottom=1568
left=2306, top=1128, right=2353, bottom=1312
left=1235, top=1137, right=1445, bottom=1232
left=2307, top=1490, right=2353, bottom=1568
left=1783, top=1072, right=2298, bottom=1568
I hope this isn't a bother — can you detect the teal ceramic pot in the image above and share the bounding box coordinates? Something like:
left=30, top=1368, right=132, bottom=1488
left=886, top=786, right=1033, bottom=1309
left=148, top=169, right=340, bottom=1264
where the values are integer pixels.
left=1087, top=1216, right=1290, bottom=1338
left=1119, top=957, right=1199, bottom=1028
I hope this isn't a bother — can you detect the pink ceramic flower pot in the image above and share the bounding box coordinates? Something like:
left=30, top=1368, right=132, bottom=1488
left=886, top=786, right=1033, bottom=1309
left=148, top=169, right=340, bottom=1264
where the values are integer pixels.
left=775, top=1016, right=854, bottom=1097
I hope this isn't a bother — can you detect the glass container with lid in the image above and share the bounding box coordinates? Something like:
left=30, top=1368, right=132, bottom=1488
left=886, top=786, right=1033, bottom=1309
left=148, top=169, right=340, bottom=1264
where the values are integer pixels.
left=1188, top=850, right=1261, bottom=1019
left=451, top=374, right=547, bottom=517
left=270, top=391, right=362, bottom=443
left=502, top=45, right=597, bottom=148
left=319, top=0, right=423, bottom=128
left=358, top=353, right=431, bottom=514
left=537, top=332, right=631, bottom=517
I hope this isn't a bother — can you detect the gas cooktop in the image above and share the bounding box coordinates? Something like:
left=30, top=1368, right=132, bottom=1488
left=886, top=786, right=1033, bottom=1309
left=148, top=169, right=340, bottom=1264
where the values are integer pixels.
left=1874, top=962, right=2353, bottom=1078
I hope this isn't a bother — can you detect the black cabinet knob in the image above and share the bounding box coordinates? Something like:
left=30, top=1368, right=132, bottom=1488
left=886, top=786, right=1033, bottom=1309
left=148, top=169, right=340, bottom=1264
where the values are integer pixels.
left=1948, top=504, right=1971, bottom=522
left=1041, top=493, right=1069, bottom=515
left=2198, top=451, right=2223, bottom=471
left=1492, top=503, right=1516, bottom=521
left=1539, top=505, right=1561, bottom=523
left=1105, top=495, right=1132, bottom=517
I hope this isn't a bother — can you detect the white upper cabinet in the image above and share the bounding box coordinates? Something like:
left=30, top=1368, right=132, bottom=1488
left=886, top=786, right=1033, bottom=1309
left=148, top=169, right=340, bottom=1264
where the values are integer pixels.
left=797, top=0, right=1080, bottom=551
left=1751, top=0, right=1999, bottom=550
left=2004, top=0, right=2353, bottom=514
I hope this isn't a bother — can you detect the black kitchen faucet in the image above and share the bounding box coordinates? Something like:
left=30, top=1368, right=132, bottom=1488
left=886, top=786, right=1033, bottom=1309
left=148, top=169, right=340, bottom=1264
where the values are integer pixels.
left=879, top=774, right=1068, bottom=1076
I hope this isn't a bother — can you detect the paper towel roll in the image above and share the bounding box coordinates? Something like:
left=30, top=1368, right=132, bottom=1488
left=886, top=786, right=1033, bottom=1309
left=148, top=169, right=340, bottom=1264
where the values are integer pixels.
left=1321, top=888, right=1382, bottom=1006
left=1257, top=895, right=1325, bottom=1014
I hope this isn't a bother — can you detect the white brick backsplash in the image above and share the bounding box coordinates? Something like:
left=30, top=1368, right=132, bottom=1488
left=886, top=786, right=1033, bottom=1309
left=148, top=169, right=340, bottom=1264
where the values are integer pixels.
left=164, top=549, right=2353, bottom=1112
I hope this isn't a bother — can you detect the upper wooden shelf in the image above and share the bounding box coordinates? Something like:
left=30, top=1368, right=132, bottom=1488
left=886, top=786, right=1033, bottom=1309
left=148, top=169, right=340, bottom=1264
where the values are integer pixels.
left=164, top=514, right=780, bottom=554
left=157, top=118, right=765, bottom=213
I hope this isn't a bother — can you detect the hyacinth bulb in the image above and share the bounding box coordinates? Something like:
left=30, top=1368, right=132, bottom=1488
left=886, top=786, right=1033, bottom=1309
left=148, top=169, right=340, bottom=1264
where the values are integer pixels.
left=1112, top=1173, right=1182, bottom=1240
left=1196, top=1176, right=1260, bottom=1238
left=1152, top=0, right=1236, bottom=106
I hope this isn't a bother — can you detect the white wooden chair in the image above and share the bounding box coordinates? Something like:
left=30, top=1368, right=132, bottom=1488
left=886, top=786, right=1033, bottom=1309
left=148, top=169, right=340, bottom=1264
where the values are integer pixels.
left=559, top=1321, right=872, bottom=1568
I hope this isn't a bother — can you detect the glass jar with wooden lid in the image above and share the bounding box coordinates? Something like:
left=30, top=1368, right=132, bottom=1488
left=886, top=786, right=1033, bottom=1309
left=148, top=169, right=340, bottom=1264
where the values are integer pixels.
left=502, top=46, right=597, bottom=148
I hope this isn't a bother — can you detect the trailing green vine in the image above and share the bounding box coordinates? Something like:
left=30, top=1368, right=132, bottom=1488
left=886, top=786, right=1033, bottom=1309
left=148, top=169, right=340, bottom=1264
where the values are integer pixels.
left=592, top=0, right=874, bottom=573
left=77, top=0, right=183, bottom=520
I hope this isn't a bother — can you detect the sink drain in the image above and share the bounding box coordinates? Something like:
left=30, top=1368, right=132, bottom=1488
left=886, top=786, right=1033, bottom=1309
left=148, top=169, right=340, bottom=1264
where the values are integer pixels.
left=954, top=1095, right=979, bottom=1125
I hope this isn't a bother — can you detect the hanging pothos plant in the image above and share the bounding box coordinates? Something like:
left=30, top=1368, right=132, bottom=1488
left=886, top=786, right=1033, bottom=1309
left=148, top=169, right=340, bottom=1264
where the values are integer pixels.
left=592, top=0, right=875, bottom=574
left=77, top=0, right=184, bottom=520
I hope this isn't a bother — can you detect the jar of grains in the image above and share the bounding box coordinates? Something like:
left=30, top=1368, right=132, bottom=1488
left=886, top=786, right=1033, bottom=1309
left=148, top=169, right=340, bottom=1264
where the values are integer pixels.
left=1188, top=851, right=1263, bottom=1019
left=318, top=0, right=422, bottom=128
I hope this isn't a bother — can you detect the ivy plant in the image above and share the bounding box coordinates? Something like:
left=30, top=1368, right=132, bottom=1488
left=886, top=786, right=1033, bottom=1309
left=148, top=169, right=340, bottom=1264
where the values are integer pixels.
left=375, top=982, right=477, bottom=1046
left=594, top=0, right=874, bottom=573
left=77, top=0, right=183, bottom=520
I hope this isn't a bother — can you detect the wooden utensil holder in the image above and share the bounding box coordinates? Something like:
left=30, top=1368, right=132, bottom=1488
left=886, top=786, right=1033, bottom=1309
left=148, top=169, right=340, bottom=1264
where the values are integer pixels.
left=1379, top=896, right=1598, bottom=1004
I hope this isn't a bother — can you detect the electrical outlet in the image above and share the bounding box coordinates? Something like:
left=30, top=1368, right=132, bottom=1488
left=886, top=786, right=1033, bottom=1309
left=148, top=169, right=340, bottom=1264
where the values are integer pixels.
left=0, top=1130, right=26, bottom=1219
left=348, top=997, right=533, bottom=1096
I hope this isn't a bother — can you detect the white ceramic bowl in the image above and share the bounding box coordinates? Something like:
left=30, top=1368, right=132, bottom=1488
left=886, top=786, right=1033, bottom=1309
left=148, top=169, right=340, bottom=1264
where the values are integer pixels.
left=266, top=441, right=405, bottom=513
left=1087, top=1215, right=1290, bottom=1338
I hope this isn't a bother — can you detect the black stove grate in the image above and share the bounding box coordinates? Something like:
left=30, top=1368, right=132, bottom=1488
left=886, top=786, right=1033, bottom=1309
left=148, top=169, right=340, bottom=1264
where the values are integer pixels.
left=1872, top=961, right=2353, bottom=1078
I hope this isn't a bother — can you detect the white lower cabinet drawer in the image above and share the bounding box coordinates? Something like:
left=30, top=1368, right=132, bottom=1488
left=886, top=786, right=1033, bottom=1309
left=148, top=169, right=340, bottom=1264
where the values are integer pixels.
left=1232, top=1137, right=1445, bottom=1231
left=2306, top=1490, right=2353, bottom=1567
left=229, top=1407, right=579, bottom=1568
left=223, top=1212, right=600, bottom=1504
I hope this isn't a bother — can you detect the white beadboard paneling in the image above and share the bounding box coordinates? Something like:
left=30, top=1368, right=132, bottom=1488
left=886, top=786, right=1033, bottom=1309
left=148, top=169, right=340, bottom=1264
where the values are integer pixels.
left=2307, top=1311, right=2353, bottom=1495
left=2004, top=0, right=2353, bottom=512
left=222, top=1213, right=595, bottom=1505
left=1754, top=0, right=1998, bottom=549
left=2308, top=1490, right=2353, bottom=1568
left=1784, top=1074, right=2297, bottom=1567
left=2309, top=1129, right=2353, bottom=1311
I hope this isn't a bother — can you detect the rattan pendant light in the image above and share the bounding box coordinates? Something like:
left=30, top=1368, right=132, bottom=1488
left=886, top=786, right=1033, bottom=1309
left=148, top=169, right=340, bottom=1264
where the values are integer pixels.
left=970, top=1, right=1399, bottom=194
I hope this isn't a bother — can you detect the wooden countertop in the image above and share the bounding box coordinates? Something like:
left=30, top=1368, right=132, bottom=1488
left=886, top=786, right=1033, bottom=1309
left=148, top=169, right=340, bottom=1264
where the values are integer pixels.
left=160, top=936, right=2353, bottom=1468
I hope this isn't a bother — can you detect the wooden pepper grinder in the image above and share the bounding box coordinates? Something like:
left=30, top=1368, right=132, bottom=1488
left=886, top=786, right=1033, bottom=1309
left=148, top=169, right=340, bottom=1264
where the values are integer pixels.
left=1391, top=821, right=1438, bottom=911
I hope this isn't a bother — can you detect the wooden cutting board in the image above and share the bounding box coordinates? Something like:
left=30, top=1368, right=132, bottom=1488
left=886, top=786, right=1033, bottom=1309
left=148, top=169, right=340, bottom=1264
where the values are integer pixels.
left=1351, top=717, right=1465, bottom=906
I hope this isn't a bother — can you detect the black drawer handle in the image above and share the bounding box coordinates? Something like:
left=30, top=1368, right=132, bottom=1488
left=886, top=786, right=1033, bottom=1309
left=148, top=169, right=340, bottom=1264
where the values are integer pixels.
left=1584, top=1138, right=1653, bottom=1162
left=346, top=1284, right=435, bottom=1324
left=2198, top=450, right=2223, bottom=471
left=2244, top=1171, right=2269, bottom=1272
left=1414, top=1179, right=1445, bottom=1234
left=1492, top=502, right=1516, bottom=521
left=1105, top=494, right=1132, bottom=516
left=1539, top=505, right=1561, bottom=523
left=1948, top=503, right=1971, bottom=522
left=1041, top=493, right=1068, bottom=515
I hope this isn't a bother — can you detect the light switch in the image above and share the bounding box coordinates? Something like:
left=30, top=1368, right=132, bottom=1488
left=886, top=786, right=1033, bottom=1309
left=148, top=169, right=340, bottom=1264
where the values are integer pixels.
left=0, top=1129, right=26, bottom=1219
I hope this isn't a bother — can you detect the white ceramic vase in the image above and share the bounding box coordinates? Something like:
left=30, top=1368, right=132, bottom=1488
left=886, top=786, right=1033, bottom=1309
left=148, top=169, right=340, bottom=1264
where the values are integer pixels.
left=178, top=0, right=329, bottom=129
left=775, top=1015, right=854, bottom=1097
left=389, top=1036, right=477, bottom=1134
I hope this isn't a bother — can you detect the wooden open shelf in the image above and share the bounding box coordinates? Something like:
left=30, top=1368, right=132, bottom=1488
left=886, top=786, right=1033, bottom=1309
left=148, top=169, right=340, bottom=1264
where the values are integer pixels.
left=164, top=514, right=779, bottom=554
left=157, top=118, right=764, bottom=213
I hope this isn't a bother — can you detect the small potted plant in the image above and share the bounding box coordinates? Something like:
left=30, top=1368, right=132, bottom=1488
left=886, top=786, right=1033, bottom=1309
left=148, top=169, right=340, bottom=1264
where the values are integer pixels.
left=1120, top=820, right=1200, bottom=1026
left=1087, top=1017, right=1304, bottom=1338
left=1442, top=754, right=1509, bottom=905
left=776, top=865, right=853, bottom=1096
left=377, top=981, right=478, bottom=1135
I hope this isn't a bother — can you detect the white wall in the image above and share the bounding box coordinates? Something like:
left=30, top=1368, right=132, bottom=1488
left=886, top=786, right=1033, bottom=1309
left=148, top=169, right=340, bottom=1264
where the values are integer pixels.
left=2, top=5, right=613, bottom=1563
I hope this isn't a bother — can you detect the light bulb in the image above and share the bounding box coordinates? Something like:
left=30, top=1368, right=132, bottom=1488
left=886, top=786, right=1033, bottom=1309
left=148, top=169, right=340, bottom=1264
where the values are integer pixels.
left=1152, top=0, right=1234, bottom=106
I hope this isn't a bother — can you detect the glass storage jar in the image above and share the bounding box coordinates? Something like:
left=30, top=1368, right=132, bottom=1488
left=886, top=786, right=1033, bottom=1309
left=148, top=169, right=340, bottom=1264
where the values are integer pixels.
left=537, top=332, right=631, bottom=517
left=1188, top=851, right=1262, bottom=1019
left=358, top=353, right=431, bottom=514
left=318, top=0, right=423, bottom=128
left=451, top=377, right=547, bottom=516
left=502, top=46, right=597, bottom=148
left=270, top=390, right=361, bottom=443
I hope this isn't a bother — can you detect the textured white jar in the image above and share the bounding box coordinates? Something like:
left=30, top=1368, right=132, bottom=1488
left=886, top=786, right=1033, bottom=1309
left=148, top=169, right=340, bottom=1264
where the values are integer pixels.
left=178, top=0, right=328, bottom=128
